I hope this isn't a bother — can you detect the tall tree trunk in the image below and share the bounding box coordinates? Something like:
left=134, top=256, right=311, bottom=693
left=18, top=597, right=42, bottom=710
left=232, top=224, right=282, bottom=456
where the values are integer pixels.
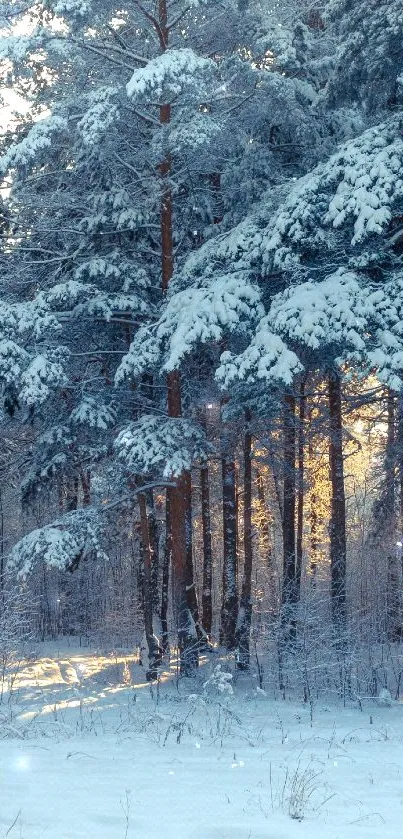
left=200, top=460, right=213, bottom=637
left=256, top=468, right=275, bottom=615
left=184, top=472, right=206, bottom=647
left=398, top=394, right=403, bottom=547
left=236, top=411, right=253, bottom=669
left=0, top=489, right=4, bottom=608
left=295, top=379, right=306, bottom=602
left=256, top=470, right=272, bottom=567
left=310, top=491, right=318, bottom=584
left=160, top=492, right=171, bottom=654
left=220, top=423, right=238, bottom=649
left=138, top=493, right=162, bottom=680
left=281, top=392, right=297, bottom=643
left=145, top=489, right=160, bottom=613
left=385, top=390, right=401, bottom=640
left=328, top=370, right=347, bottom=637
left=308, top=410, right=318, bottom=584
left=166, top=373, right=198, bottom=672
left=159, top=1, right=198, bottom=673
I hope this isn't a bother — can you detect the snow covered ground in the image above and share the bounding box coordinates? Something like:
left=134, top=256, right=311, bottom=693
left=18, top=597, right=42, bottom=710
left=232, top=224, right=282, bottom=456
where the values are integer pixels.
left=0, top=643, right=402, bottom=838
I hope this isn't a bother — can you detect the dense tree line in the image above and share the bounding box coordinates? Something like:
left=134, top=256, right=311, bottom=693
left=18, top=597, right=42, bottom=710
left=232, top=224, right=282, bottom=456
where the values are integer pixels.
left=1, top=0, right=403, bottom=687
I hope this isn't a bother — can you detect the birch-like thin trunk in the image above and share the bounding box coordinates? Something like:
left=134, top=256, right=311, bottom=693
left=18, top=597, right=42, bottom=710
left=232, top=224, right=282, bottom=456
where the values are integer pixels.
left=256, top=468, right=276, bottom=617
left=144, top=489, right=160, bottom=613
left=328, top=371, right=347, bottom=637
left=281, top=393, right=297, bottom=643
left=138, top=493, right=162, bottom=680
left=160, top=492, right=171, bottom=654
left=385, top=390, right=401, bottom=640
left=236, top=411, right=253, bottom=669
left=185, top=472, right=207, bottom=646
left=295, top=380, right=306, bottom=602
left=220, top=424, right=238, bottom=649
left=200, top=461, right=213, bottom=637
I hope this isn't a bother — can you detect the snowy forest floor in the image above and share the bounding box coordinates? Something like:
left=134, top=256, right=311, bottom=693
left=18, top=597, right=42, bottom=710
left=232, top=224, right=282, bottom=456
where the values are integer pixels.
left=0, top=642, right=402, bottom=838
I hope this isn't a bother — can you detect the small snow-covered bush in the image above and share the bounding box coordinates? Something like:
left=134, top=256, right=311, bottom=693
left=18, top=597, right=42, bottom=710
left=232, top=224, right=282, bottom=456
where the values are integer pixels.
left=203, top=665, right=234, bottom=697
left=377, top=688, right=393, bottom=707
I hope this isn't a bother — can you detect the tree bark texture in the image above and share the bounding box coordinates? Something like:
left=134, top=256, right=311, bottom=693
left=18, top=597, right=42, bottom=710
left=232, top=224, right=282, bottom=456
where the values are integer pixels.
left=138, top=493, right=162, bottom=680
left=220, top=426, right=239, bottom=649
left=385, top=390, right=402, bottom=640
left=236, top=412, right=253, bottom=669
left=328, top=371, right=347, bottom=636
left=281, top=393, right=297, bottom=641
left=200, top=461, right=213, bottom=636
left=158, top=0, right=198, bottom=673
left=160, top=492, right=171, bottom=654
left=295, top=379, right=306, bottom=603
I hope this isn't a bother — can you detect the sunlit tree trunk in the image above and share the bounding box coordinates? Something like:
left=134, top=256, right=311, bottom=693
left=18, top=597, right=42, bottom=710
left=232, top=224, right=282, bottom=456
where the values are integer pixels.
left=328, top=370, right=347, bottom=637
left=220, top=421, right=238, bottom=649
left=281, top=392, right=297, bottom=643
left=385, top=390, right=401, bottom=640
left=308, top=409, right=318, bottom=584
left=200, top=460, right=213, bottom=637
left=295, top=379, right=306, bottom=602
left=184, top=472, right=206, bottom=646
left=236, top=411, right=253, bottom=669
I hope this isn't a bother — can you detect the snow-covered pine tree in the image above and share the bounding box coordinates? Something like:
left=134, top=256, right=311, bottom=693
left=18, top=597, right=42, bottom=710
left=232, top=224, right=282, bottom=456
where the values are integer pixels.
left=2, top=0, right=315, bottom=667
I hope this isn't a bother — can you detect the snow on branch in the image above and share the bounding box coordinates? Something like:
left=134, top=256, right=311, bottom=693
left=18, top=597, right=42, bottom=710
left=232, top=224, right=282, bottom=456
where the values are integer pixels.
left=217, top=333, right=302, bottom=387
left=261, top=118, right=403, bottom=268
left=71, top=396, right=117, bottom=430
left=0, top=115, right=67, bottom=174
left=115, top=327, right=162, bottom=383
left=158, top=275, right=263, bottom=372
left=269, top=269, right=367, bottom=352
left=126, top=48, right=215, bottom=102
left=20, top=353, right=68, bottom=406
left=77, top=87, right=120, bottom=147
left=8, top=510, right=107, bottom=578
left=216, top=267, right=403, bottom=390
left=115, top=415, right=212, bottom=478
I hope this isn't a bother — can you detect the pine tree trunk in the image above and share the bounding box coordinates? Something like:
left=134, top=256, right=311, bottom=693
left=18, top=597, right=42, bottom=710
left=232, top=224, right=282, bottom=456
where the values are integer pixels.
left=138, top=493, right=162, bottom=680
left=161, top=492, right=171, bottom=654
left=310, top=491, right=318, bottom=584
left=184, top=471, right=205, bottom=649
left=220, top=424, right=238, bottom=649
left=399, top=394, right=403, bottom=544
left=200, top=461, right=213, bottom=637
left=159, top=1, right=198, bottom=674
left=385, top=390, right=401, bottom=640
left=145, top=489, right=160, bottom=613
left=281, top=392, right=297, bottom=643
left=328, top=371, right=347, bottom=637
left=308, top=411, right=318, bottom=584
left=256, top=468, right=275, bottom=616
left=236, top=411, right=253, bottom=669
left=295, top=379, right=306, bottom=601
left=167, top=375, right=198, bottom=673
